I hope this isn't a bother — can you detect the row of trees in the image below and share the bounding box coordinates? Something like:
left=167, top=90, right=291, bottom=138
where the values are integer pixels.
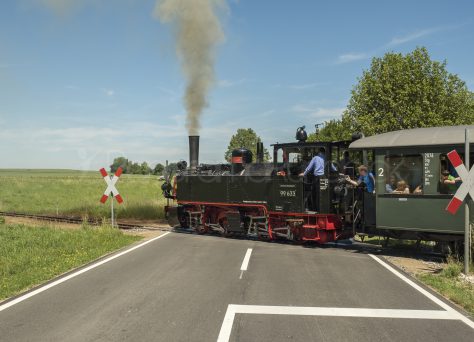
left=110, top=157, right=177, bottom=176
left=309, top=47, right=474, bottom=141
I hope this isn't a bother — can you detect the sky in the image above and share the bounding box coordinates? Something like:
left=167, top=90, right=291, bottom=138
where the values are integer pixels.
left=0, top=0, right=473, bottom=170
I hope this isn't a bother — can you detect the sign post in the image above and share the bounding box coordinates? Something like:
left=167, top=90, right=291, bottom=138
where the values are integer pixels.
left=445, top=129, right=472, bottom=274
left=99, top=167, right=124, bottom=227
left=465, top=129, right=470, bottom=275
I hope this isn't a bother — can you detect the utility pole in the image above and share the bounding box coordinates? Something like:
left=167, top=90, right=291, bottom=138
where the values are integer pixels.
left=111, top=189, right=115, bottom=228
left=166, top=160, right=170, bottom=207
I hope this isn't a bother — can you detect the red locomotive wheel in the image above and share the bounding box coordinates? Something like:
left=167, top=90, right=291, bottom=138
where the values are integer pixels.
left=216, top=211, right=231, bottom=237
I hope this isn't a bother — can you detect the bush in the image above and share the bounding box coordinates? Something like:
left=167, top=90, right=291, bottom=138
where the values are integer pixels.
left=441, top=262, right=462, bottom=278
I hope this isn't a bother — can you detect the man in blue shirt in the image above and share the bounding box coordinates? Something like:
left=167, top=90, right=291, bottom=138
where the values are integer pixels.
left=299, top=147, right=327, bottom=211
left=346, top=165, right=375, bottom=193
left=303, top=151, right=325, bottom=177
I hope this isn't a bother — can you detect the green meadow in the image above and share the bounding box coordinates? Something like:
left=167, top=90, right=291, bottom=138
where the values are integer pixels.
left=0, top=223, right=141, bottom=300
left=0, top=169, right=166, bottom=220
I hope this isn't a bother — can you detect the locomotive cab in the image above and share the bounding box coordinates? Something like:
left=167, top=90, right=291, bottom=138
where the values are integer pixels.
left=271, top=140, right=353, bottom=215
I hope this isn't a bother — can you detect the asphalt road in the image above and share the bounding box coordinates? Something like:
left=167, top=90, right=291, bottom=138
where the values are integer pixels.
left=0, top=232, right=473, bottom=342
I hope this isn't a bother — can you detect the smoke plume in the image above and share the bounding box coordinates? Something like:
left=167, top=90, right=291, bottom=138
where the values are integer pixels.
left=154, top=0, right=225, bottom=136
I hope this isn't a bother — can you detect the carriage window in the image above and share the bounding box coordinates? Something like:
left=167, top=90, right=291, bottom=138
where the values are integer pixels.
left=384, top=155, right=423, bottom=194
left=439, top=153, right=474, bottom=194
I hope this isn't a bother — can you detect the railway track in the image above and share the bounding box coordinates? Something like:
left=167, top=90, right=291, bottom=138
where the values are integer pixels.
left=0, top=211, right=446, bottom=258
left=0, top=211, right=171, bottom=232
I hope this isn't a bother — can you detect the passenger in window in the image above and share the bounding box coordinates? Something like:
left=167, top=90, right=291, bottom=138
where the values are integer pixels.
left=442, top=170, right=461, bottom=184
left=413, top=184, right=423, bottom=195
left=345, top=165, right=375, bottom=193
left=392, top=180, right=410, bottom=194
left=440, top=170, right=461, bottom=194
left=385, top=175, right=397, bottom=193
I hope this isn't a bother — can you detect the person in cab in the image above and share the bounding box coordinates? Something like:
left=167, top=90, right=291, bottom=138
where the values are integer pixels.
left=345, top=165, right=375, bottom=193
left=299, top=147, right=332, bottom=211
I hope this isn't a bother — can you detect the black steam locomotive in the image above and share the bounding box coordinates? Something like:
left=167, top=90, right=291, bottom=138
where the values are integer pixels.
left=163, top=127, right=363, bottom=243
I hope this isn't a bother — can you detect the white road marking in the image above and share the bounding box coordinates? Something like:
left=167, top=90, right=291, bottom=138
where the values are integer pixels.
left=218, top=254, right=474, bottom=341
left=216, top=304, right=459, bottom=342
left=0, top=232, right=171, bottom=312
left=369, top=254, right=474, bottom=330
left=239, top=248, right=253, bottom=279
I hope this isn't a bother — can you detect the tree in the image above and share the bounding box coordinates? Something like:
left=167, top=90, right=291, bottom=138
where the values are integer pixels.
left=153, top=163, right=165, bottom=175
left=129, top=162, right=141, bottom=174
left=308, top=119, right=351, bottom=142
left=140, top=162, right=152, bottom=175
left=344, top=47, right=474, bottom=136
left=224, top=128, right=271, bottom=162
left=165, top=162, right=178, bottom=176
left=110, top=157, right=129, bottom=173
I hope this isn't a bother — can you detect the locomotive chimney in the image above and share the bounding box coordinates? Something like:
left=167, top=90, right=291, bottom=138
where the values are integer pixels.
left=189, top=135, right=200, bottom=170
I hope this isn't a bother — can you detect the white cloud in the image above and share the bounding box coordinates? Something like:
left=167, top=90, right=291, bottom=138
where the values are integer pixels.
left=217, top=78, right=247, bottom=87
left=292, top=104, right=345, bottom=120
left=260, top=109, right=275, bottom=117
left=102, top=88, right=115, bottom=97
left=387, top=28, right=439, bottom=46
left=335, top=53, right=367, bottom=64
left=289, top=82, right=323, bottom=90
left=335, top=24, right=458, bottom=65
left=0, top=119, right=238, bottom=169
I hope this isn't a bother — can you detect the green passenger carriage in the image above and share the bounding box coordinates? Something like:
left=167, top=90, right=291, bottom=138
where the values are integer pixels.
left=349, top=125, right=474, bottom=242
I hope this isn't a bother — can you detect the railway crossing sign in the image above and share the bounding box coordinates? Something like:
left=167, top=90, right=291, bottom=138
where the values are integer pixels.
left=99, top=167, right=124, bottom=204
left=445, top=150, right=474, bottom=215
left=100, top=167, right=123, bottom=228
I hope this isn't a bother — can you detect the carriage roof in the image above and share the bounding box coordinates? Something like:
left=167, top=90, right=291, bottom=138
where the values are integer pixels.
left=349, top=125, right=474, bottom=149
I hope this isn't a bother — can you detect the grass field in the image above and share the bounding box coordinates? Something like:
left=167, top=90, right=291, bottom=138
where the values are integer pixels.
left=0, top=169, right=167, bottom=220
left=0, top=222, right=141, bottom=301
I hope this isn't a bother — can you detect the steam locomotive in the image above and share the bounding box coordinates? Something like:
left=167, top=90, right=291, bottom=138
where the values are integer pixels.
left=163, top=127, right=362, bottom=243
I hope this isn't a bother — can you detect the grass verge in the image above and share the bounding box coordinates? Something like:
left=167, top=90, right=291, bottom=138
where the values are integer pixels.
left=417, top=261, right=474, bottom=315
left=0, top=169, right=166, bottom=220
left=0, top=223, right=141, bottom=301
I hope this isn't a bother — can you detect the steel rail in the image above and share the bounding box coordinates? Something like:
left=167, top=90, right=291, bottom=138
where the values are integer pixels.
left=0, top=211, right=170, bottom=232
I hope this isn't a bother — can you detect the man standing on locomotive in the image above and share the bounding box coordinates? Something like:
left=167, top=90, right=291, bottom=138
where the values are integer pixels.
left=299, top=147, right=327, bottom=212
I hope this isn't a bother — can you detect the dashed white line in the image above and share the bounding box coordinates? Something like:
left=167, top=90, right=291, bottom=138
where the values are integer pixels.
left=239, top=248, right=253, bottom=279
left=0, top=232, right=171, bottom=312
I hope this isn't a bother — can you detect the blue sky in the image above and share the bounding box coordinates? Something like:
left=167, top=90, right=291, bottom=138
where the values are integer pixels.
left=0, top=0, right=473, bottom=169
